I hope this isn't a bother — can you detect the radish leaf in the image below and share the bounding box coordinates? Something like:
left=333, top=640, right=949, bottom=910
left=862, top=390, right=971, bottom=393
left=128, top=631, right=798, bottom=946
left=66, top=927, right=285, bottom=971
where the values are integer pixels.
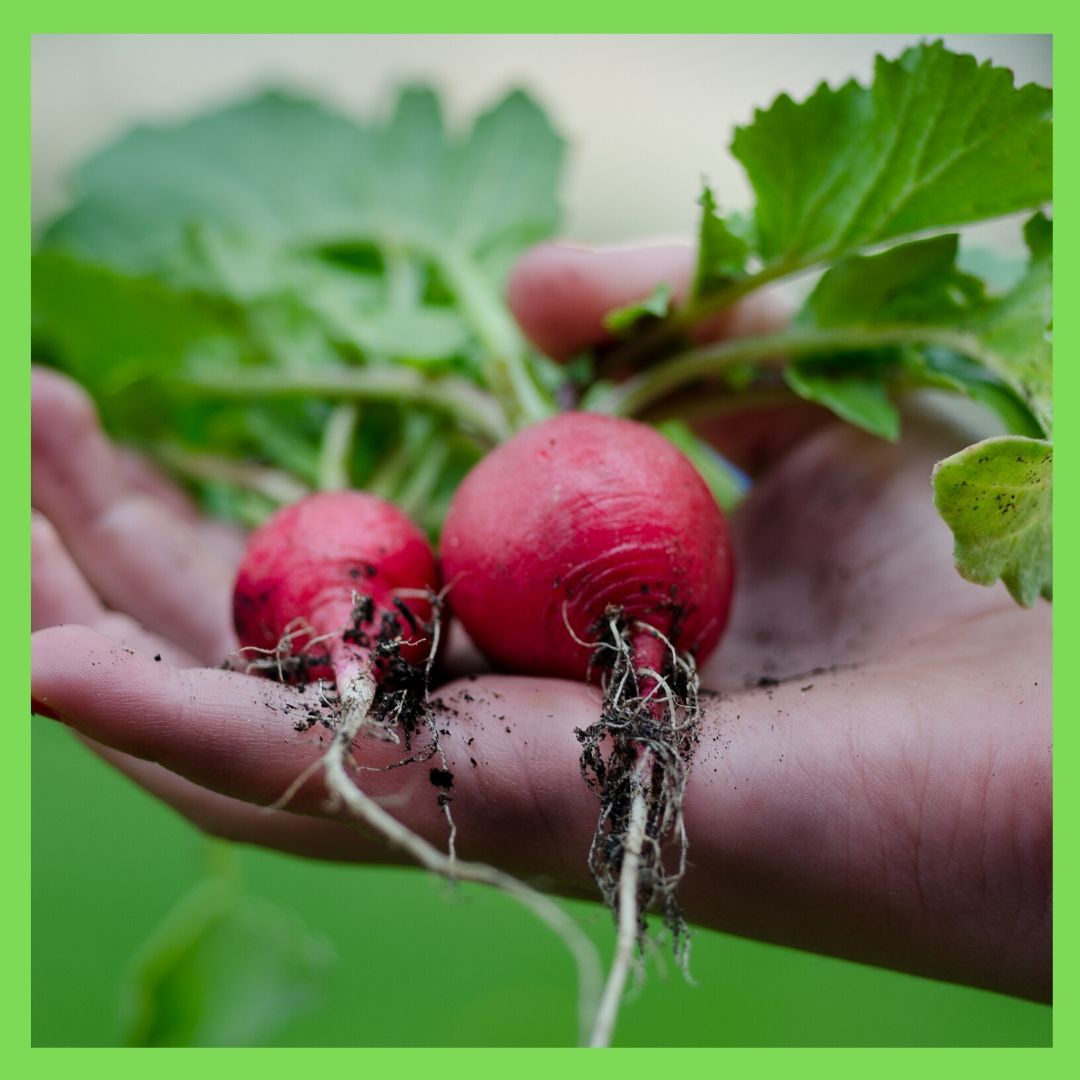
left=732, top=41, right=1051, bottom=268
left=962, top=213, right=1053, bottom=436
left=604, top=283, right=673, bottom=334
left=933, top=436, right=1052, bottom=605
left=692, top=185, right=750, bottom=297
left=784, top=358, right=900, bottom=440
left=785, top=218, right=1051, bottom=444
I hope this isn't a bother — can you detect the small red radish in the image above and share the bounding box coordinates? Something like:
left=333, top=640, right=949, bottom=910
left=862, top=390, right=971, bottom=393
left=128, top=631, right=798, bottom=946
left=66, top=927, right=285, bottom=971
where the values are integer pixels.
left=233, top=490, right=438, bottom=727
left=231, top=490, right=607, bottom=1039
left=440, top=411, right=735, bottom=1047
left=441, top=411, right=734, bottom=680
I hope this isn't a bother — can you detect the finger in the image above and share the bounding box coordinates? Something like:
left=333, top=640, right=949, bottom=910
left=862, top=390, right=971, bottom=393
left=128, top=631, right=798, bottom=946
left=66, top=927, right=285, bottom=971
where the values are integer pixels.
left=31, top=511, right=100, bottom=630
left=31, top=367, right=124, bottom=526
left=115, top=448, right=200, bottom=520
left=32, top=367, right=237, bottom=663
left=31, top=510, right=198, bottom=667
left=32, top=622, right=1050, bottom=1001
left=86, top=740, right=380, bottom=864
left=508, top=242, right=793, bottom=361
left=116, top=447, right=247, bottom=567
left=507, top=243, right=823, bottom=477
left=30, top=625, right=605, bottom=891
left=508, top=242, right=695, bottom=360
left=196, top=519, right=248, bottom=571
left=434, top=619, right=491, bottom=682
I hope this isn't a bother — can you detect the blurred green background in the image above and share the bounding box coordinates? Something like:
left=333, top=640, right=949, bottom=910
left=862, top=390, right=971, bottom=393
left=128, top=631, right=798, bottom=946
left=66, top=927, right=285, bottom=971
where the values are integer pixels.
left=33, top=718, right=1050, bottom=1046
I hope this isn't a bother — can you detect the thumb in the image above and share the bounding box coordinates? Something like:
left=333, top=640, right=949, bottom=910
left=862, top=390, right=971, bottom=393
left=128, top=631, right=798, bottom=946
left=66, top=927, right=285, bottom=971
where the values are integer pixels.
left=507, top=241, right=695, bottom=361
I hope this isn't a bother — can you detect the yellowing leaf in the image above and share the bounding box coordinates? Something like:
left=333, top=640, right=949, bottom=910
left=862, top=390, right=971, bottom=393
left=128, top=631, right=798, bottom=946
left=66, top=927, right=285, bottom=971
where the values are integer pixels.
left=932, top=435, right=1052, bottom=605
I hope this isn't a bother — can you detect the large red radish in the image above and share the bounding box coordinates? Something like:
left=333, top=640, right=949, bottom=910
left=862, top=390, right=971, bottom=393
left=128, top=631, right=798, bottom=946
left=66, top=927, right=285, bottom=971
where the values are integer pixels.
left=440, top=411, right=736, bottom=1045
left=441, top=411, right=734, bottom=678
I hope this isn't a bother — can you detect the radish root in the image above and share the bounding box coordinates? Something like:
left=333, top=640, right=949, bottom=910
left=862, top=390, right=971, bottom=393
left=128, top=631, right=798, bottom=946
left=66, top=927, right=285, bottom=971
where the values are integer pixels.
left=232, top=590, right=604, bottom=1046
left=576, top=611, right=701, bottom=1047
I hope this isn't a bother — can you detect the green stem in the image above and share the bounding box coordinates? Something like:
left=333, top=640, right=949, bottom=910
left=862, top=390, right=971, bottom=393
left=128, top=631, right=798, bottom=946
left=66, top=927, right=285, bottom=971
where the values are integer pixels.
left=592, top=324, right=978, bottom=418
left=317, top=404, right=359, bottom=491
left=605, top=261, right=798, bottom=371
left=435, top=245, right=552, bottom=428
left=641, top=385, right=799, bottom=424
left=182, top=364, right=510, bottom=444
left=385, top=244, right=422, bottom=311
left=673, top=261, right=798, bottom=332
left=396, top=440, right=450, bottom=521
left=202, top=839, right=243, bottom=887
left=367, top=414, right=437, bottom=500
left=156, top=444, right=310, bottom=505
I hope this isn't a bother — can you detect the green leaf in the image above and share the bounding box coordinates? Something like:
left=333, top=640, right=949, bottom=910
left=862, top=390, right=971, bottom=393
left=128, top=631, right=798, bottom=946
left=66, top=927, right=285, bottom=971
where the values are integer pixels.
left=693, top=185, right=750, bottom=297
left=168, top=224, right=298, bottom=301
left=38, top=84, right=563, bottom=436
left=903, top=348, right=1044, bottom=439
left=964, top=212, right=1052, bottom=435
left=44, top=92, right=373, bottom=276
left=655, top=420, right=748, bottom=513
left=121, top=876, right=336, bottom=1047
left=31, top=252, right=248, bottom=443
left=604, top=282, right=673, bottom=334
left=784, top=358, right=900, bottom=440
left=441, top=89, right=564, bottom=263
left=42, top=85, right=564, bottom=290
left=932, top=435, right=1052, bottom=605
left=241, top=406, right=324, bottom=484
left=791, top=223, right=1051, bottom=440
left=32, top=252, right=241, bottom=381
left=309, top=284, right=470, bottom=360
left=956, top=245, right=1027, bottom=292
left=798, top=233, right=983, bottom=328
left=733, top=41, right=1052, bottom=267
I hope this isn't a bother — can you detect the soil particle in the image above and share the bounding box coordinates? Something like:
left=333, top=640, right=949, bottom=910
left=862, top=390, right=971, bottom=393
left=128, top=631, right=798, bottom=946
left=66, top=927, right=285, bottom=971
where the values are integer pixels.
left=429, top=767, right=454, bottom=790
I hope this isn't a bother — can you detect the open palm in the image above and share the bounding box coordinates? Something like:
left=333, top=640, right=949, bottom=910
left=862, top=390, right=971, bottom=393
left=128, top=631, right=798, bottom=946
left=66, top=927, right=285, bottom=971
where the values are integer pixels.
left=31, top=243, right=1050, bottom=1003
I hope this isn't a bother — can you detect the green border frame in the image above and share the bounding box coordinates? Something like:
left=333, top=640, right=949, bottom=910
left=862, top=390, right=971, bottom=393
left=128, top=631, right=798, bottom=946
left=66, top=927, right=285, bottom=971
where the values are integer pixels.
left=13, top=11, right=1071, bottom=1076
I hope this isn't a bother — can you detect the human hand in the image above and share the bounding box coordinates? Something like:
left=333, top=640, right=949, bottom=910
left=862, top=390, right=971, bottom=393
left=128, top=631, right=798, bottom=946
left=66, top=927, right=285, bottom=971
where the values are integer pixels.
left=31, top=242, right=1051, bottom=1003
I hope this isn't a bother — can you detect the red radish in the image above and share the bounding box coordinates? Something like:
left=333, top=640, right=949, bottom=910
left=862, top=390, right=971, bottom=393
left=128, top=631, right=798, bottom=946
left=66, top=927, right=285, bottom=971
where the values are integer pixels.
left=441, top=411, right=735, bottom=680
left=441, top=411, right=735, bottom=1047
left=233, top=490, right=438, bottom=724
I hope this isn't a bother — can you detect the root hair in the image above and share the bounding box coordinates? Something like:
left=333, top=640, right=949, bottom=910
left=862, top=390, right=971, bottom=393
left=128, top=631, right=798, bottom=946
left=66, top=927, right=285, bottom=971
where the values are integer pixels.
left=575, top=608, right=702, bottom=1046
